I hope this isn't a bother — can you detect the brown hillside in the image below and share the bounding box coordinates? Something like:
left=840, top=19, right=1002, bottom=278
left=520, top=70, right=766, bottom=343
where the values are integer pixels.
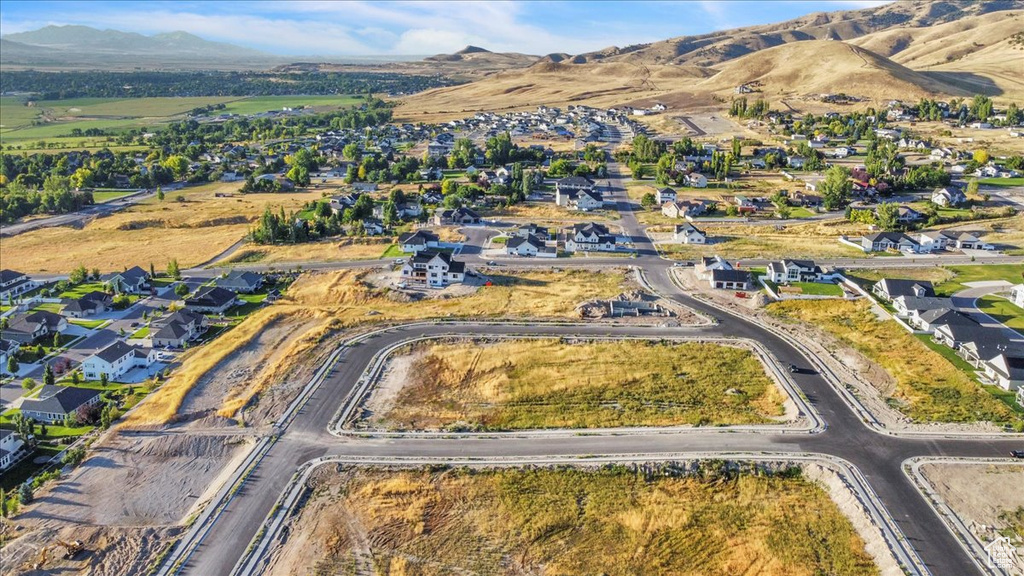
left=696, top=40, right=973, bottom=100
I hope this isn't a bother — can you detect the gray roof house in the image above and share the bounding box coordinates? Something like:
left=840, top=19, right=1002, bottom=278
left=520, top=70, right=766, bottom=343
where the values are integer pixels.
left=184, top=286, right=238, bottom=315
left=20, top=385, right=103, bottom=424
left=216, top=270, right=264, bottom=294
left=104, top=266, right=151, bottom=294
left=872, top=279, right=935, bottom=301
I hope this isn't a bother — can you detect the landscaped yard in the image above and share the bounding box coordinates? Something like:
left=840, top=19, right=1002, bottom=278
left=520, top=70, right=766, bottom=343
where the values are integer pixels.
left=787, top=282, right=845, bottom=296
left=59, top=282, right=110, bottom=299
left=979, top=177, right=1024, bottom=187
left=69, top=318, right=108, bottom=329
left=976, top=295, right=1024, bottom=335
left=276, top=465, right=878, bottom=576
left=934, top=264, right=1024, bottom=296
left=767, top=299, right=1022, bottom=426
left=369, top=338, right=785, bottom=430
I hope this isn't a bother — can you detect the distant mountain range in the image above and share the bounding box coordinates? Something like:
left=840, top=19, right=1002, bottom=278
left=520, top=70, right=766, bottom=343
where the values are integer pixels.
left=1, top=25, right=277, bottom=69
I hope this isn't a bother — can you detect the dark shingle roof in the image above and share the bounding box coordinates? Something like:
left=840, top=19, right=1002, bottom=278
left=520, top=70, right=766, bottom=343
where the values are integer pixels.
left=711, top=269, right=754, bottom=284
left=21, top=386, right=100, bottom=416
left=0, top=269, right=27, bottom=284
left=94, top=341, right=137, bottom=364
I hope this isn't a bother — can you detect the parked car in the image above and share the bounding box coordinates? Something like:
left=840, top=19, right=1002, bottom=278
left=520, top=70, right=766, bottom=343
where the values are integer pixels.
left=1011, top=450, right=1024, bottom=459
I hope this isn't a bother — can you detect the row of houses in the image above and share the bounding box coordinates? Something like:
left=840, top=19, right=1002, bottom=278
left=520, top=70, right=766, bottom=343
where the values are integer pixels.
left=873, top=279, right=1023, bottom=392
left=850, top=230, right=995, bottom=254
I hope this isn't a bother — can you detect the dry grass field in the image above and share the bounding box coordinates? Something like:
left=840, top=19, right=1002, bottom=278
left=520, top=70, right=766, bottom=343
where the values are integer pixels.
left=767, top=300, right=1020, bottom=425
left=1, top=182, right=316, bottom=273
left=652, top=219, right=873, bottom=260
left=268, top=465, right=878, bottom=576
left=372, top=339, right=785, bottom=430
left=481, top=201, right=617, bottom=222
left=128, top=269, right=629, bottom=425
left=224, top=237, right=396, bottom=266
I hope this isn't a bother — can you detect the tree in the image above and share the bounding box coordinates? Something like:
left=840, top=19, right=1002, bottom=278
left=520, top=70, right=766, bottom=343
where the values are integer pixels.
left=63, top=411, right=77, bottom=428
left=342, top=143, right=361, bottom=161
left=875, top=202, right=900, bottom=231
left=69, top=167, right=95, bottom=189
left=966, top=178, right=979, bottom=197
left=641, top=192, right=657, bottom=210
left=6, top=355, right=17, bottom=376
left=156, top=187, right=164, bottom=201
left=69, top=264, right=88, bottom=285
left=167, top=258, right=181, bottom=280
left=381, top=201, right=399, bottom=227
left=100, top=404, right=116, bottom=429
left=22, top=378, right=33, bottom=390
left=150, top=262, right=156, bottom=278
left=162, top=155, right=191, bottom=180
left=100, top=372, right=109, bottom=387
left=43, top=364, right=55, bottom=387
left=18, top=483, right=33, bottom=505
left=52, top=332, right=61, bottom=350
left=820, top=166, right=852, bottom=211
left=973, top=150, right=990, bottom=165
left=174, top=283, right=190, bottom=298
left=286, top=165, right=310, bottom=187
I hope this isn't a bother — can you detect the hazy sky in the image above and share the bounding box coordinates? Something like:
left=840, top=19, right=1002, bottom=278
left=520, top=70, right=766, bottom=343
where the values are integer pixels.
left=0, top=1, right=892, bottom=56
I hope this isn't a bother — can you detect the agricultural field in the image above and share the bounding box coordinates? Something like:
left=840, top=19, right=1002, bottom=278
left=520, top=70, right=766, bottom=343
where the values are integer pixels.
left=217, top=95, right=363, bottom=115
left=365, top=338, right=786, bottom=430
left=266, top=465, right=879, bottom=576
left=766, top=299, right=1022, bottom=426
left=0, top=182, right=316, bottom=273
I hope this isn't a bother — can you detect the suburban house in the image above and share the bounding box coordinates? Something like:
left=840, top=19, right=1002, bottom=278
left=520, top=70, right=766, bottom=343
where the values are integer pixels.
left=931, top=187, right=967, bottom=207
left=0, top=269, right=39, bottom=303
left=20, top=385, right=103, bottom=424
left=554, top=177, right=602, bottom=209
left=554, top=176, right=594, bottom=197
left=0, top=339, right=21, bottom=375
left=859, top=232, right=918, bottom=253
left=731, top=195, right=757, bottom=214
left=697, top=256, right=732, bottom=278
left=216, top=270, right=264, bottom=294
left=565, top=223, right=618, bottom=252
left=362, top=218, right=385, bottom=236
left=674, top=223, right=707, bottom=244
left=566, top=189, right=605, bottom=211
left=709, top=269, right=755, bottom=291
left=151, top=309, right=209, bottom=348
left=942, top=231, right=993, bottom=251
left=0, top=429, right=26, bottom=471
left=516, top=223, right=549, bottom=240
left=2, top=310, right=68, bottom=344
left=433, top=207, right=481, bottom=225
left=873, top=279, right=935, bottom=301
left=894, top=206, right=924, bottom=224
left=982, top=352, right=1024, bottom=391
left=891, top=295, right=952, bottom=318
left=105, top=266, right=151, bottom=294
left=507, top=234, right=555, bottom=257
left=184, top=286, right=238, bottom=315
left=662, top=199, right=710, bottom=219
left=765, top=260, right=825, bottom=284
left=909, top=308, right=973, bottom=333
left=400, top=251, right=466, bottom=288
left=656, top=187, right=677, bottom=204
left=685, top=173, right=708, bottom=188
left=255, top=173, right=296, bottom=191
left=1012, top=284, right=1024, bottom=309
left=399, top=230, right=440, bottom=253
left=62, top=291, right=113, bottom=318
left=916, top=231, right=951, bottom=253
left=82, top=341, right=157, bottom=382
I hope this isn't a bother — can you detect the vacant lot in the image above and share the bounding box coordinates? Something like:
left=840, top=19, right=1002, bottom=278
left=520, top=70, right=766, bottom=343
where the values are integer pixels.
left=266, top=465, right=879, bottom=576
left=651, top=219, right=872, bottom=260
left=918, top=462, right=1024, bottom=573
left=223, top=237, right=396, bottom=266
left=767, top=300, right=1021, bottom=425
left=0, top=182, right=315, bottom=273
left=481, top=201, right=617, bottom=222
left=368, top=338, right=785, bottom=430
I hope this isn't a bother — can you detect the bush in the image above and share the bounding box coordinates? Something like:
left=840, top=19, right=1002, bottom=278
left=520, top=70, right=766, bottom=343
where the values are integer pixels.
left=61, top=446, right=87, bottom=467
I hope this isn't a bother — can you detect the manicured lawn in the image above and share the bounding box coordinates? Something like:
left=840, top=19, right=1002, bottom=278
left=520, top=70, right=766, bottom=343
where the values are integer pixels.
left=69, top=318, right=108, bottom=329
left=130, top=326, right=150, bottom=339
left=92, top=190, right=134, bottom=203
left=30, top=302, right=63, bottom=314
left=788, top=207, right=816, bottom=218
left=979, top=177, right=1024, bottom=187
left=976, top=295, right=1024, bottom=336
left=788, top=282, right=844, bottom=296
left=935, top=265, right=1024, bottom=296
left=490, top=236, right=508, bottom=244
left=380, top=244, right=404, bottom=258
left=59, top=282, right=109, bottom=299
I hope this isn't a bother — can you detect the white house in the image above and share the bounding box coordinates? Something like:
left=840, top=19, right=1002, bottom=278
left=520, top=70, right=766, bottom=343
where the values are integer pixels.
left=398, top=230, right=440, bottom=253
left=931, top=187, right=966, bottom=207
left=685, top=173, right=708, bottom=188
left=765, top=260, right=823, bottom=283
left=0, top=269, right=39, bottom=303
left=1011, top=284, right=1024, bottom=309
left=656, top=187, right=677, bottom=204
left=674, top=223, right=706, bottom=244
left=0, top=430, right=26, bottom=471
left=400, top=251, right=466, bottom=288
left=507, top=234, right=555, bottom=257
left=565, top=223, right=618, bottom=252
left=982, top=353, right=1024, bottom=391
left=569, top=189, right=605, bottom=211
left=82, top=340, right=157, bottom=382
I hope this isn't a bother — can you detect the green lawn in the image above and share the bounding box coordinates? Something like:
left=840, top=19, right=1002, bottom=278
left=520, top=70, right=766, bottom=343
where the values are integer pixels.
left=380, top=244, right=403, bottom=258
left=976, top=295, right=1024, bottom=335
left=130, top=326, right=150, bottom=339
left=69, top=318, right=108, bottom=329
left=979, top=177, right=1024, bottom=187
left=788, top=207, right=816, bottom=218
left=490, top=236, right=509, bottom=244
left=92, top=190, right=135, bottom=203
left=30, top=302, right=63, bottom=314
left=219, top=95, right=361, bottom=116
left=789, top=282, right=844, bottom=296
left=59, top=282, right=109, bottom=299
left=935, top=265, right=1024, bottom=296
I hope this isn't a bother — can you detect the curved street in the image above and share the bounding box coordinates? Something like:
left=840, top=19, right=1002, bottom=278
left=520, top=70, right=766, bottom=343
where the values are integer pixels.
left=157, top=151, right=1024, bottom=576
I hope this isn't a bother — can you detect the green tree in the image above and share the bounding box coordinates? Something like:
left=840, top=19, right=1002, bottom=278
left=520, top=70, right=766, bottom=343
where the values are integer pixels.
left=100, top=372, right=109, bottom=387
left=69, top=264, right=88, bottom=285
left=342, top=143, right=361, bottom=161
left=174, top=283, right=190, bottom=298
left=18, top=483, right=33, bottom=505
left=966, top=179, right=979, bottom=197
left=22, top=378, right=34, bottom=390
left=43, top=364, right=55, bottom=387
left=162, top=155, right=191, bottom=180
left=381, top=201, right=399, bottom=227
left=875, top=202, right=900, bottom=231
left=69, top=167, right=95, bottom=189
left=100, top=404, right=116, bottom=429
left=440, top=178, right=458, bottom=196
left=641, top=192, right=657, bottom=210
left=286, top=165, right=310, bottom=187
left=52, top=332, right=61, bottom=350
left=6, top=355, right=17, bottom=375
left=820, top=166, right=852, bottom=211
left=156, top=186, right=164, bottom=201
left=167, top=258, right=181, bottom=280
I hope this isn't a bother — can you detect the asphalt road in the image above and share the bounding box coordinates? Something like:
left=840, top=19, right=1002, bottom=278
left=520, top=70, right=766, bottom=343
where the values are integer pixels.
left=0, top=189, right=153, bottom=237
left=171, top=151, right=1022, bottom=576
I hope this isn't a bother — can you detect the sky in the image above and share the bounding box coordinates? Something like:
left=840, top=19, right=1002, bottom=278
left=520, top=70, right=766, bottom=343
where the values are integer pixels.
left=0, top=1, right=893, bottom=57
